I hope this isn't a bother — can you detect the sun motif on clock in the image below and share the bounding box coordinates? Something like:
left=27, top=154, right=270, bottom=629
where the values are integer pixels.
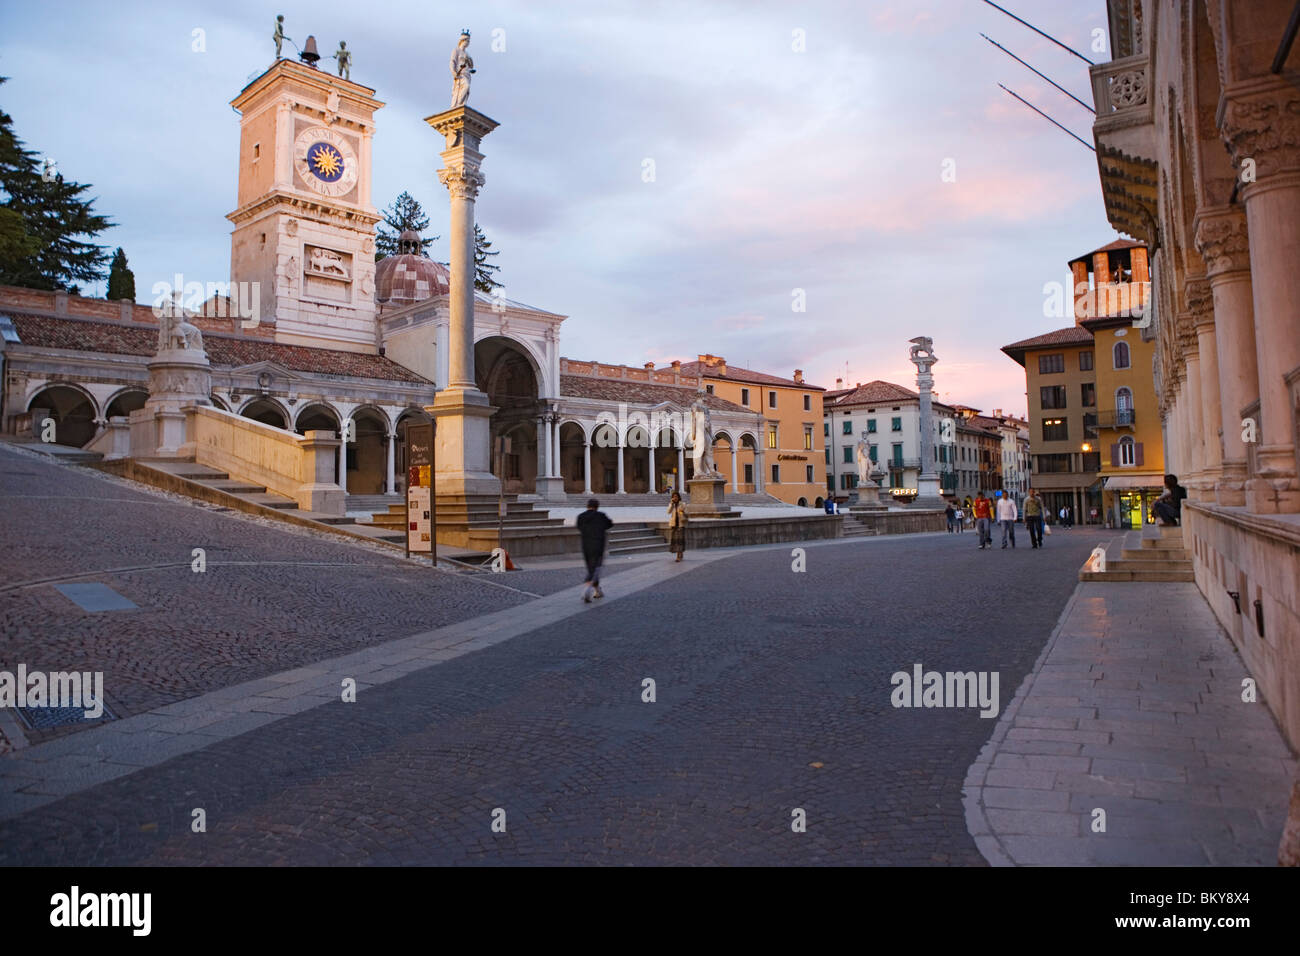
left=293, top=127, right=358, bottom=198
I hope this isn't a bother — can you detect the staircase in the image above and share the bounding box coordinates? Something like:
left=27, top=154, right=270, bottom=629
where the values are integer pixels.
left=608, top=523, right=666, bottom=555
left=1078, top=524, right=1194, bottom=582
left=840, top=512, right=878, bottom=537
left=360, top=494, right=576, bottom=557
left=551, top=491, right=791, bottom=508
left=141, top=459, right=359, bottom=525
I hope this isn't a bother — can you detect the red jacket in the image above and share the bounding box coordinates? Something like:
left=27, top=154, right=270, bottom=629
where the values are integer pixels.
left=973, top=497, right=993, bottom=520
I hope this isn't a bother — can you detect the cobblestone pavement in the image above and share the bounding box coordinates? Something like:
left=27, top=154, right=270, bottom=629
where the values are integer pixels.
left=965, top=582, right=1297, bottom=865
left=0, top=444, right=542, bottom=742
left=0, top=483, right=1100, bottom=863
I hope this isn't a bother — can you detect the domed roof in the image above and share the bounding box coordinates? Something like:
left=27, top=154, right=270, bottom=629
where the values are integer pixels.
left=374, top=229, right=450, bottom=304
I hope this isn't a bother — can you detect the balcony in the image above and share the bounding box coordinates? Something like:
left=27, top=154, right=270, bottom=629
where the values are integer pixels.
left=1096, top=409, right=1136, bottom=428
left=1090, top=53, right=1158, bottom=244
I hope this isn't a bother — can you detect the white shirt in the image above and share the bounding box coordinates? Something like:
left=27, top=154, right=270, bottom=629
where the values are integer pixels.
left=997, top=498, right=1018, bottom=521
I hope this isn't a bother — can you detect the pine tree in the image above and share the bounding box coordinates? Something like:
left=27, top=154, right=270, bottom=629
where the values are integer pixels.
left=375, top=191, right=437, bottom=259
left=0, top=77, right=113, bottom=291
left=106, top=247, right=135, bottom=301
left=474, top=223, right=502, bottom=294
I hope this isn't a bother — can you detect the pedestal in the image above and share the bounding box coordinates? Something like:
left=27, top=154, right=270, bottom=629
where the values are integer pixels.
left=685, top=475, right=737, bottom=518
left=132, top=349, right=212, bottom=458
left=910, top=474, right=948, bottom=511
left=425, top=387, right=500, bottom=498
left=536, top=476, right=567, bottom=501
left=853, top=482, right=889, bottom=512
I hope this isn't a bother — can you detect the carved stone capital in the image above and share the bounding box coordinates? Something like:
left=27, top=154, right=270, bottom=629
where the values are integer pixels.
left=1193, top=206, right=1251, bottom=278
left=1220, top=82, right=1300, bottom=180
left=1184, top=278, right=1214, bottom=329
left=437, top=163, right=486, bottom=201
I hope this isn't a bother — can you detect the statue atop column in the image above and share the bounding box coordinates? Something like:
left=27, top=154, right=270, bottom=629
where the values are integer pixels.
left=908, top=335, right=946, bottom=509
left=450, top=30, right=474, bottom=107
left=690, top=398, right=717, bottom=477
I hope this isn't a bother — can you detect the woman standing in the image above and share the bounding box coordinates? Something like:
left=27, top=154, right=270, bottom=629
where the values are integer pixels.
left=667, top=490, right=688, bottom=562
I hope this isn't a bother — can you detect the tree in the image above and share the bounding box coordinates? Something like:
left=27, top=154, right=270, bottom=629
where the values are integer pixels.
left=474, top=223, right=502, bottom=294
left=0, top=77, right=113, bottom=291
left=375, top=191, right=437, bottom=259
left=106, top=247, right=135, bottom=301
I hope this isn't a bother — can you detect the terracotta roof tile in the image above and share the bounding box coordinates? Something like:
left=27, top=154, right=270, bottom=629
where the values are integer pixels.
left=1001, top=326, right=1094, bottom=366
left=670, top=360, right=825, bottom=390
left=560, top=374, right=752, bottom=414
left=5, top=313, right=432, bottom=384
left=825, top=380, right=919, bottom=406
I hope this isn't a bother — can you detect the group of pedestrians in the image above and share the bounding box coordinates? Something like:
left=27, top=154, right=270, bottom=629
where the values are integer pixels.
left=576, top=490, right=690, bottom=603
left=946, top=489, right=1053, bottom=550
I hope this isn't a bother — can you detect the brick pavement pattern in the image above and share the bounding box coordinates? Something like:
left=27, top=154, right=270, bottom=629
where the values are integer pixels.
left=964, top=582, right=1297, bottom=865
left=0, top=495, right=1095, bottom=864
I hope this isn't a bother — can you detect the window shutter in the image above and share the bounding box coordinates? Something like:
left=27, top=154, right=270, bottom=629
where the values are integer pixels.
left=1135, top=442, right=1144, bottom=466
left=1110, top=443, right=1120, bottom=467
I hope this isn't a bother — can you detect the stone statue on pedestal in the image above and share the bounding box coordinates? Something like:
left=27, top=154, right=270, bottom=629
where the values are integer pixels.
left=332, top=41, right=352, bottom=80
left=855, top=432, right=875, bottom=486
left=450, top=31, right=474, bottom=107
left=690, top=398, right=717, bottom=477
left=157, top=302, right=205, bottom=354
left=273, top=15, right=289, bottom=59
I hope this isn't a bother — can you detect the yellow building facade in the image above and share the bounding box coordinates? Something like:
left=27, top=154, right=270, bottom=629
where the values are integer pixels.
left=674, top=355, right=827, bottom=507
left=1074, top=241, right=1166, bottom=528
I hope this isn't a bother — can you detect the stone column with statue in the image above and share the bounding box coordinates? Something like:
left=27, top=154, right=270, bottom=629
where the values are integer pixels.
left=684, top=395, right=735, bottom=518
left=130, top=292, right=213, bottom=458
left=853, top=431, right=887, bottom=510
left=423, top=31, right=501, bottom=500
left=908, top=336, right=948, bottom=510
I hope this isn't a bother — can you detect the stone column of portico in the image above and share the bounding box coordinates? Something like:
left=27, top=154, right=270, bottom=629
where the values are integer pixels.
left=1222, top=81, right=1300, bottom=513
left=731, top=446, right=738, bottom=493
left=582, top=436, right=592, bottom=495
left=616, top=436, right=625, bottom=494
left=385, top=428, right=396, bottom=494
left=648, top=441, right=656, bottom=494
left=424, top=105, right=501, bottom=499
left=1195, top=205, right=1258, bottom=506
left=676, top=443, right=685, bottom=491
left=337, top=439, right=348, bottom=494
left=1177, top=313, right=1208, bottom=499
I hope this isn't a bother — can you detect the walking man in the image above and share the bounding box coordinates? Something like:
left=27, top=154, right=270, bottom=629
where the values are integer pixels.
left=1023, top=488, right=1044, bottom=548
left=997, top=490, right=1018, bottom=548
left=973, top=491, right=994, bottom=549
left=944, top=502, right=956, bottom=532
left=576, top=498, right=613, bottom=603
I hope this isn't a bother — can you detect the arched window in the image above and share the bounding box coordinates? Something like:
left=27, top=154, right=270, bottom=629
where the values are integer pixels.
left=1113, top=341, right=1131, bottom=369
left=1119, top=435, right=1136, bottom=466
left=1115, top=386, right=1134, bottom=425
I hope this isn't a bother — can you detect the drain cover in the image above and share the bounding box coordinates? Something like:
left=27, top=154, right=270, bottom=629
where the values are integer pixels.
left=16, top=703, right=117, bottom=730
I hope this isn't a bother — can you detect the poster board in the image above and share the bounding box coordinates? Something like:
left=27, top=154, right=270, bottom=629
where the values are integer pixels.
left=406, top=423, right=435, bottom=558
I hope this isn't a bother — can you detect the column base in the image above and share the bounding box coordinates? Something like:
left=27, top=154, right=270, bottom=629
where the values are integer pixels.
left=685, top=475, right=736, bottom=517
left=536, top=476, right=567, bottom=502
left=1246, top=477, right=1300, bottom=514
left=425, top=387, right=501, bottom=499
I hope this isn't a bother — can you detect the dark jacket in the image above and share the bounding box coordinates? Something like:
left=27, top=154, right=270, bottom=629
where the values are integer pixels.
left=576, top=510, right=613, bottom=554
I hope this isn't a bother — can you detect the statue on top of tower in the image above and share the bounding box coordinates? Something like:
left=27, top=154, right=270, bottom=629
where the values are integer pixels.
left=450, top=31, right=474, bottom=107
left=273, top=15, right=289, bottom=59
left=332, top=41, right=352, bottom=81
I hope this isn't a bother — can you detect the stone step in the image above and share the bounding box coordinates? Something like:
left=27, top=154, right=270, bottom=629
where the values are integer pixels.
left=1108, top=558, right=1193, bottom=572
left=1079, top=568, right=1195, bottom=582
left=245, top=493, right=298, bottom=510
left=204, top=479, right=267, bottom=495
left=1121, top=548, right=1191, bottom=562
left=609, top=542, right=668, bottom=555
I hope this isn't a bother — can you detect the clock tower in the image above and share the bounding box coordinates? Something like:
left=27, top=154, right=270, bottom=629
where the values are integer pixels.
left=228, top=59, right=384, bottom=352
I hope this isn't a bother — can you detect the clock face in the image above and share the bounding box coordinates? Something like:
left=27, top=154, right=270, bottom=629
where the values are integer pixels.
left=294, top=127, right=358, bottom=198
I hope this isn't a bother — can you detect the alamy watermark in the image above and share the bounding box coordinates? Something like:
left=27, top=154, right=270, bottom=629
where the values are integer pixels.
left=890, top=663, right=1000, bottom=718
left=0, top=664, right=105, bottom=718
left=151, top=273, right=261, bottom=329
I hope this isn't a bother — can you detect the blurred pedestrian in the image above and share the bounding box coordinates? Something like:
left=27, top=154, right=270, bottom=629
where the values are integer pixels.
left=667, top=489, right=688, bottom=562
left=576, top=498, right=612, bottom=603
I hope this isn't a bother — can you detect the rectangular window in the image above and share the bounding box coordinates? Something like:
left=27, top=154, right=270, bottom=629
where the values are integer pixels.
left=803, top=427, right=813, bottom=450
left=744, top=463, right=753, bottom=484
left=767, top=425, right=778, bottom=449
left=1078, top=351, right=1094, bottom=371
left=705, top=383, right=714, bottom=394
left=842, top=421, right=853, bottom=435
left=823, top=422, right=829, bottom=437
left=768, top=390, right=777, bottom=409
left=824, top=448, right=830, bottom=465
left=1036, top=453, right=1073, bottom=473
left=771, top=464, right=780, bottom=484
left=843, top=447, right=853, bottom=464
left=867, top=419, right=877, bottom=433
left=1040, top=385, right=1067, bottom=409
left=741, top=388, right=750, bottom=406
left=869, top=445, right=877, bottom=462
left=1082, top=451, right=1101, bottom=472
left=891, top=442, right=903, bottom=465
left=1081, top=383, right=1096, bottom=407
left=1038, top=353, right=1065, bottom=374
left=1042, top=418, right=1068, bottom=442
left=803, top=394, right=811, bottom=411
left=891, top=416, right=902, bottom=432
left=805, top=464, right=814, bottom=483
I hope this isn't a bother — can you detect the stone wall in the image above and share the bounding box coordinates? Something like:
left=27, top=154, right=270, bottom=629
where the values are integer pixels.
left=856, top=510, right=947, bottom=535
left=1185, top=503, right=1300, bottom=750
left=649, top=514, right=842, bottom=549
